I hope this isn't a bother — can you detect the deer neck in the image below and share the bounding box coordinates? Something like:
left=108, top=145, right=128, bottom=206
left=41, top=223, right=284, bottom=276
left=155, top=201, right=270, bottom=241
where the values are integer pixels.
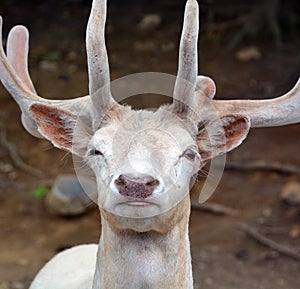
left=92, top=196, right=193, bottom=289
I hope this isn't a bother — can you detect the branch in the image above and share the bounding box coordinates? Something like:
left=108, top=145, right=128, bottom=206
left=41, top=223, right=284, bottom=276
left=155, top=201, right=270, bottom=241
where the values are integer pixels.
left=0, top=122, right=42, bottom=177
left=226, top=160, right=300, bottom=176
left=191, top=201, right=239, bottom=216
left=239, top=223, right=300, bottom=262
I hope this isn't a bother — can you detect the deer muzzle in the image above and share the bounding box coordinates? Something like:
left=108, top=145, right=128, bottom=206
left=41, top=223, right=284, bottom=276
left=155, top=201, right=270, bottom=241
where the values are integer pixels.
left=115, top=174, right=160, bottom=199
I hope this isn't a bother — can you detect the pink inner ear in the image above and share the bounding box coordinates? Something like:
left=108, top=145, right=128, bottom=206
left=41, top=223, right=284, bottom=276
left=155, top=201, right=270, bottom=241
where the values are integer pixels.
left=222, top=116, right=250, bottom=150
left=29, top=103, right=76, bottom=151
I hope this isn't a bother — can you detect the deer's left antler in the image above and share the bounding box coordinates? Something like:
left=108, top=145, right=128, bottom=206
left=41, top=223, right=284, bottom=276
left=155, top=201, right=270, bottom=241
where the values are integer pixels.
left=0, top=0, right=120, bottom=136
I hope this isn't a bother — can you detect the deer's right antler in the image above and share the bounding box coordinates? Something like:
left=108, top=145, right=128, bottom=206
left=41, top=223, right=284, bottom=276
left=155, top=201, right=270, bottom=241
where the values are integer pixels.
left=211, top=78, right=300, bottom=127
left=173, top=0, right=199, bottom=117
left=179, top=0, right=300, bottom=129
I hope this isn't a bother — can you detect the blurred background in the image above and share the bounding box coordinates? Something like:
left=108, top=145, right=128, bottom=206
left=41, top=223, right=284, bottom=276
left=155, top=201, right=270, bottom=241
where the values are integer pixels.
left=0, top=0, right=299, bottom=288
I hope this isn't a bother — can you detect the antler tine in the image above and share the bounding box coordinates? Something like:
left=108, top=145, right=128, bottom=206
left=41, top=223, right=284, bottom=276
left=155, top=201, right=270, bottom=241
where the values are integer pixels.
left=86, top=0, right=116, bottom=117
left=4, top=23, right=43, bottom=137
left=0, top=18, right=92, bottom=136
left=7, top=25, right=37, bottom=94
left=173, top=0, right=199, bottom=116
left=212, top=78, right=300, bottom=127
left=0, top=18, right=52, bottom=138
left=0, top=17, right=40, bottom=103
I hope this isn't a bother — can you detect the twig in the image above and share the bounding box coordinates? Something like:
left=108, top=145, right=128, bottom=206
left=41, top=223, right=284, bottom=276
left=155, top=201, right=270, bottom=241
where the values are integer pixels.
left=191, top=201, right=239, bottom=217
left=0, top=123, right=43, bottom=177
left=0, top=176, right=27, bottom=191
left=226, top=160, right=300, bottom=176
left=260, top=226, right=290, bottom=235
left=239, top=223, right=300, bottom=262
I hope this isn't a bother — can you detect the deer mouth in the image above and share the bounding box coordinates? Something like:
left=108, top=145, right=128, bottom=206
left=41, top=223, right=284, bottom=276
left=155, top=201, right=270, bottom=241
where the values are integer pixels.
left=123, top=201, right=155, bottom=207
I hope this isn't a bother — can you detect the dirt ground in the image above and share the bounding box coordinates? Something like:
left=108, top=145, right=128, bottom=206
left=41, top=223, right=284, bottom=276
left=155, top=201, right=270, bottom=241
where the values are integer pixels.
left=0, top=1, right=299, bottom=289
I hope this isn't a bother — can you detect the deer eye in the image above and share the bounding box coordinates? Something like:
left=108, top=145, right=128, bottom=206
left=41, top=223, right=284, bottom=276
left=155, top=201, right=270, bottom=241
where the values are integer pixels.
left=182, top=148, right=197, bottom=161
left=88, top=148, right=103, bottom=156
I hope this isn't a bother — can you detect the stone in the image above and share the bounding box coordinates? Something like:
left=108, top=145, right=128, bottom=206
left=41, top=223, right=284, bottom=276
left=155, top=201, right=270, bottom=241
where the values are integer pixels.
left=137, top=14, right=162, bottom=31
left=45, top=175, right=97, bottom=216
left=236, top=46, right=262, bottom=62
left=39, top=60, right=58, bottom=72
left=280, top=182, right=300, bottom=206
left=0, top=162, right=13, bottom=173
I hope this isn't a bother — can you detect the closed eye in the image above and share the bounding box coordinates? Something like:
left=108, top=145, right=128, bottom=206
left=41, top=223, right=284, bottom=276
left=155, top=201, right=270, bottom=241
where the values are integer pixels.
left=88, top=148, right=103, bottom=157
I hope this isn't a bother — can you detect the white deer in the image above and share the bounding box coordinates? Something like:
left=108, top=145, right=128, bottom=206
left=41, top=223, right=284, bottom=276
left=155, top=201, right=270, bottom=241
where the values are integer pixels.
left=0, top=0, right=299, bottom=288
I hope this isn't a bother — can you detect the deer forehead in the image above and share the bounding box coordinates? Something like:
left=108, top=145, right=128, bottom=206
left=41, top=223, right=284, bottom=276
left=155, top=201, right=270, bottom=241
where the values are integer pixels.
left=90, top=109, right=196, bottom=156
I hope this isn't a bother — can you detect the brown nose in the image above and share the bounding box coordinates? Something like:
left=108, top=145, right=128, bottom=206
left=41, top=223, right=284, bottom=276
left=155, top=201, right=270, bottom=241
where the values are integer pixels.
left=115, top=174, right=160, bottom=199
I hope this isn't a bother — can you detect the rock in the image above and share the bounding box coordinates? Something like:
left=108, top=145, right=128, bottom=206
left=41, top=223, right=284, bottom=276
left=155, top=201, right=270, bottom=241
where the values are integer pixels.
left=137, top=14, right=162, bottom=31
left=0, top=162, right=13, bottom=173
left=45, top=175, right=97, bottom=216
left=280, top=182, right=300, bottom=206
left=39, top=60, right=58, bottom=72
left=236, top=46, right=262, bottom=62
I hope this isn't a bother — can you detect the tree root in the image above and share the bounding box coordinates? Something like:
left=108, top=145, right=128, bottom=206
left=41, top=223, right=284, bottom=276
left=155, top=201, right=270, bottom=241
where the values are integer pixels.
left=239, top=223, right=300, bottom=262
left=226, top=160, right=300, bottom=176
left=0, top=123, right=43, bottom=178
left=191, top=201, right=239, bottom=217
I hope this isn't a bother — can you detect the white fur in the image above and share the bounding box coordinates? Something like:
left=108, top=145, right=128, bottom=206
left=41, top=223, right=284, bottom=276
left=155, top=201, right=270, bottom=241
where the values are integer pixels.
left=0, top=0, right=299, bottom=288
left=29, top=244, right=98, bottom=289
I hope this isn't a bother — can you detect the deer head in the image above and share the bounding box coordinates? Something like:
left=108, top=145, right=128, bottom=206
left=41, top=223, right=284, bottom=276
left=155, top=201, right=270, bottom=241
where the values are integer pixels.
left=0, top=0, right=299, bottom=232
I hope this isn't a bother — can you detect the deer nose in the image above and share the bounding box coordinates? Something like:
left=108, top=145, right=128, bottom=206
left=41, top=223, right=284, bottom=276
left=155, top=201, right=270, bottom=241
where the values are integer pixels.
left=114, top=174, right=160, bottom=199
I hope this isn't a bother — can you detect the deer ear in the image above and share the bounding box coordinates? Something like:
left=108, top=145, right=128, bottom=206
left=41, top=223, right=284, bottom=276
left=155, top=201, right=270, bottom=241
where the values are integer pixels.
left=197, top=115, right=250, bottom=162
left=195, top=76, right=216, bottom=99
left=29, top=103, right=90, bottom=157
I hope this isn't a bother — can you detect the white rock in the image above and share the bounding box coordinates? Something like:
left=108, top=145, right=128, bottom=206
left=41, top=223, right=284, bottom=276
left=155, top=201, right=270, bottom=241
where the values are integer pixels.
left=236, top=46, right=262, bottom=62
left=137, top=14, right=162, bottom=31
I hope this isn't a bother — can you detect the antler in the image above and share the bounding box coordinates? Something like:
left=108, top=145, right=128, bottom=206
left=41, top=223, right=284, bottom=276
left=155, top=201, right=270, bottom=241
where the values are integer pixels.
left=173, top=0, right=199, bottom=116
left=175, top=0, right=300, bottom=128
left=0, top=0, right=119, bottom=135
left=211, top=78, right=300, bottom=127
left=6, top=25, right=36, bottom=94
left=1, top=0, right=299, bottom=136
left=0, top=18, right=39, bottom=104
left=0, top=19, right=45, bottom=137
left=86, top=0, right=118, bottom=125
